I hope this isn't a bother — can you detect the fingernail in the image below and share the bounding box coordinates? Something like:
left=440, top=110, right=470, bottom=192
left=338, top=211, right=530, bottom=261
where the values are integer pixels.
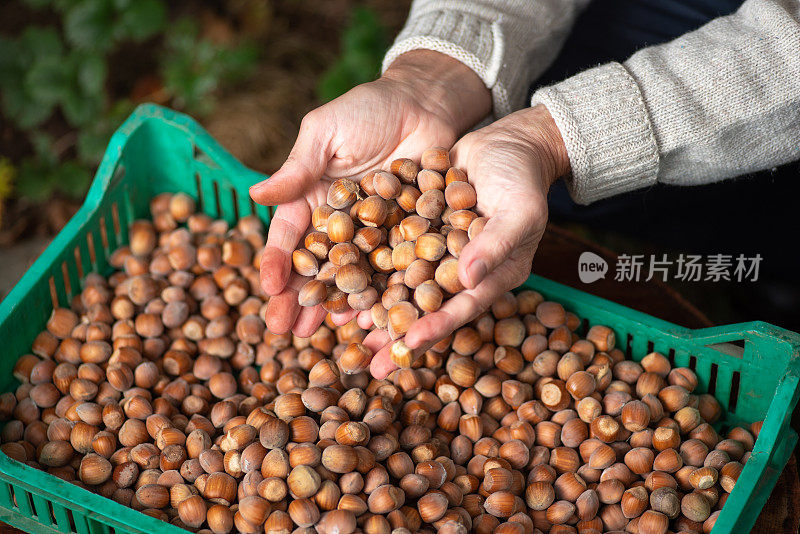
left=249, top=181, right=268, bottom=196
left=467, top=259, right=488, bottom=288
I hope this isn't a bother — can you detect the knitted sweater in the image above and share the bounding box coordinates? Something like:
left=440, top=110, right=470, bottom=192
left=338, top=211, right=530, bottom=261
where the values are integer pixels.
left=382, top=0, right=800, bottom=205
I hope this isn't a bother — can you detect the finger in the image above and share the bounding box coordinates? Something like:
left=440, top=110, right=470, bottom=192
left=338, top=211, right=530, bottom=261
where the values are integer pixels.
left=250, top=113, right=333, bottom=205
left=363, top=328, right=391, bottom=354
left=264, top=273, right=305, bottom=334
left=259, top=200, right=310, bottom=296
left=363, top=330, right=396, bottom=379
left=330, top=309, right=359, bottom=327
left=291, top=304, right=328, bottom=338
left=265, top=290, right=301, bottom=335
left=457, top=212, right=530, bottom=289
left=357, top=310, right=374, bottom=330
left=404, top=267, right=510, bottom=349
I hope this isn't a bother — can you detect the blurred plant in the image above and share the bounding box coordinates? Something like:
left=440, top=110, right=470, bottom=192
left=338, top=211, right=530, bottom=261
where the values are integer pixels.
left=0, top=158, right=15, bottom=224
left=0, top=0, right=258, bottom=208
left=14, top=133, right=91, bottom=203
left=317, top=6, right=389, bottom=102
left=161, top=18, right=258, bottom=117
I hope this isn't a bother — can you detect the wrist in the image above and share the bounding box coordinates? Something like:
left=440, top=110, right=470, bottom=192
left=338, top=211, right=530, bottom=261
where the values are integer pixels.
left=383, top=50, right=492, bottom=133
left=520, top=105, right=571, bottom=190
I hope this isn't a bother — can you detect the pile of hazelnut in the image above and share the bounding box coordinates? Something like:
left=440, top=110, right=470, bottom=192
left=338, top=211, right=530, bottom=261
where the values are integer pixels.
left=1, top=192, right=756, bottom=534
left=293, top=147, right=483, bottom=347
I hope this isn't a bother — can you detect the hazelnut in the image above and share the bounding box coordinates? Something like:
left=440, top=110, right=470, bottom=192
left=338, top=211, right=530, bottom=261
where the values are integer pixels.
left=435, top=258, right=464, bottom=294
left=335, top=264, right=368, bottom=295
left=327, top=210, right=355, bottom=243
left=357, top=195, right=388, bottom=227
left=292, top=249, right=319, bottom=277
left=390, top=158, right=419, bottom=183
left=421, top=147, right=450, bottom=172
left=416, top=189, right=446, bottom=220
left=444, top=181, right=477, bottom=211
left=327, top=178, right=359, bottom=209
left=298, top=279, right=327, bottom=307
left=387, top=302, right=418, bottom=340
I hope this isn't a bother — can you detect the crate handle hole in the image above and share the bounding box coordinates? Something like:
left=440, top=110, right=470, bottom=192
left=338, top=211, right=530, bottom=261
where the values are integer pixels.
left=704, top=341, right=746, bottom=359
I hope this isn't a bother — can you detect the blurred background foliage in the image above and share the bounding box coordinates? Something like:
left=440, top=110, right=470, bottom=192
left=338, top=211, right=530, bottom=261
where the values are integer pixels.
left=0, top=0, right=407, bottom=243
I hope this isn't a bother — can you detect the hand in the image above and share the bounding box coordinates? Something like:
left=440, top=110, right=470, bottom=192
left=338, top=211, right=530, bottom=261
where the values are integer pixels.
left=368, top=105, right=571, bottom=378
left=249, top=50, right=491, bottom=339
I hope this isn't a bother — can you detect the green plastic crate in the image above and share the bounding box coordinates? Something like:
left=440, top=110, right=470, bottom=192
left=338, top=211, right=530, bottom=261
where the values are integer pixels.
left=0, top=104, right=798, bottom=534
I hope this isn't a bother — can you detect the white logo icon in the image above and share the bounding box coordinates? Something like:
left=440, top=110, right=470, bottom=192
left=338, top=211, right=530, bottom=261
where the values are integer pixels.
left=578, top=252, right=608, bottom=284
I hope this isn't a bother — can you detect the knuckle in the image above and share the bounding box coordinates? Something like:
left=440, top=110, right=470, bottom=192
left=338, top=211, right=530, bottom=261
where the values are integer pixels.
left=300, top=109, right=324, bottom=131
left=492, top=236, right=515, bottom=260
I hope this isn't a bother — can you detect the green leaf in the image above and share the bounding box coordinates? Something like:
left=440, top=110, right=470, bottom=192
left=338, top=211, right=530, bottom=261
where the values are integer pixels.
left=316, top=6, right=388, bottom=102
left=22, top=0, right=54, bottom=8
left=76, top=53, right=107, bottom=95
left=76, top=129, right=109, bottom=166
left=1, top=78, right=55, bottom=129
left=16, top=156, right=90, bottom=202
left=117, top=0, right=166, bottom=42
left=317, top=62, right=351, bottom=102
left=160, top=18, right=257, bottom=116
left=64, top=0, right=114, bottom=52
left=19, top=27, right=63, bottom=61
left=76, top=99, right=133, bottom=165
left=25, top=55, right=72, bottom=106
left=30, top=132, right=57, bottom=164
left=16, top=160, right=56, bottom=202
left=0, top=37, right=23, bottom=81
left=61, top=86, right=103, bottom=126
left=53, top=0, right=84, bottom=12
left=54, top=161, right=91, bottom=198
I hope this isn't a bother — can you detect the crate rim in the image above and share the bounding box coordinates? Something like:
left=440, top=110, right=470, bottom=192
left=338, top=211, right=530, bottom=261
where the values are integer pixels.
left=0, top=103, right=798, bottom=534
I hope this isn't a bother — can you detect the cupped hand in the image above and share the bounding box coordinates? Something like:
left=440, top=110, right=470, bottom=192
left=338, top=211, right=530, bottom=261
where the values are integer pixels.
left=249, top=50, right=491, bottom=338
left=368, top=105, right=571, bottom=378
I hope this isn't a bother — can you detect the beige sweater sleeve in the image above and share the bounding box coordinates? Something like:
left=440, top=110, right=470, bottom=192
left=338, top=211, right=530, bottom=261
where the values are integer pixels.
left=381, top=0, right=590, bottom=117
left=532, top=0, right=800, bottom=204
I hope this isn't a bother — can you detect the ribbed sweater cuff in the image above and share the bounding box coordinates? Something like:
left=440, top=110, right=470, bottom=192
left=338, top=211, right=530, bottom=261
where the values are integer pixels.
left=382, top=7, right=523, bottom=117
left=531, top=62, right=660, bottom=205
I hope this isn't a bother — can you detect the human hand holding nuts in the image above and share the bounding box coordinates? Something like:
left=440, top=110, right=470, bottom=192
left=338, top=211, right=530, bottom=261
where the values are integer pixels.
left=249, top=50, right=490, bottom=341
left=365, top=105, right=571, bottom=377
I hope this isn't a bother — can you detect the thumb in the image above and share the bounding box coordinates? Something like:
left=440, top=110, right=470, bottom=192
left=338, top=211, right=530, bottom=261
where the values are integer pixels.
left=250, top=113, right=333, bottom=206
left=457, top=211, right=532, bottom=289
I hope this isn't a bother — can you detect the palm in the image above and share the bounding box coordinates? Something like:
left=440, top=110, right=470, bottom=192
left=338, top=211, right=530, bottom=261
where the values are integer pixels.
left=367, top=119, right=552, bottom=378
left=251, top=79, right=458, bottom=337
left=465, top=136, right=549, bottom=289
